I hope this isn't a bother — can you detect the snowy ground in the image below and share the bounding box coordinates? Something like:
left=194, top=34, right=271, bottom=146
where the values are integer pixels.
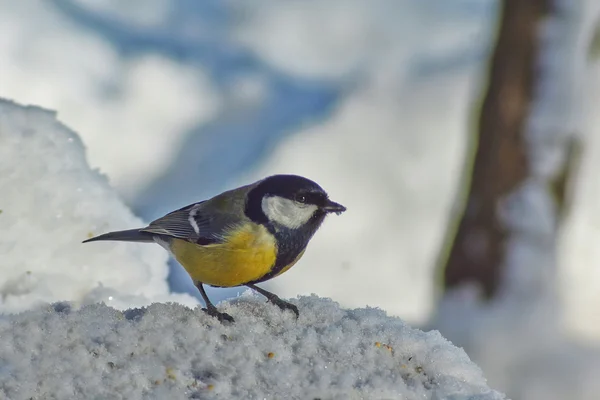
left=0, top=296, right=506, bottom=400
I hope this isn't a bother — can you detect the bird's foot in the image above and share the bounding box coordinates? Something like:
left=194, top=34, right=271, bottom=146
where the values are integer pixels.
left=267, top=296, right=299, bottom=318
left=202, top=306, right=235, bottom=323
left=245, top=283, right=299, bottom=319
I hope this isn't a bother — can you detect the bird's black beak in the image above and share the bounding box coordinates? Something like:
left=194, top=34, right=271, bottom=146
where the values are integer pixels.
left=321, top=199, right=346, bottom=215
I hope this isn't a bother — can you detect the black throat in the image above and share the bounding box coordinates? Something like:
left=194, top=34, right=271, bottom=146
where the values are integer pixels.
left=248, top=213, right=326, bottom=284
left=245, top=186, right=326, bottom=284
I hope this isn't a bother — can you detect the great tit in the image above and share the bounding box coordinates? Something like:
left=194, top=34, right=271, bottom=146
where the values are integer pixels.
left=84, top=174, right=346, bottom=323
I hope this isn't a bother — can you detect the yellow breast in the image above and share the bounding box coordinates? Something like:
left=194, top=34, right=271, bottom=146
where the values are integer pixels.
left=168, top=223, right=277, bottom=287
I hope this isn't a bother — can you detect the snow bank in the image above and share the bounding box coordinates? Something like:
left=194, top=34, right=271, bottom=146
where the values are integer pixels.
left=0, top=295, right=506, bottom=400
left=0, top=98, right=196, bottom=313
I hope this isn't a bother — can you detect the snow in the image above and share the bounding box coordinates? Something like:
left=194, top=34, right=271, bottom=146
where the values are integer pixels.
left=0, top=0, right=220, bottom=202
left=0, top=98, right=196, bottom=313
left=0, top=295, right=506, bottom=400
left=0, top=0, right=497, bottom=322
left=228, top=0, right=495, bottom=322
left=2, top=1, right=600, bottom=399
left=557, top=0, right=600, bottom=341
left=432, top=2, right=600, bottom=400
left=0, top=96, right=505, bottom=399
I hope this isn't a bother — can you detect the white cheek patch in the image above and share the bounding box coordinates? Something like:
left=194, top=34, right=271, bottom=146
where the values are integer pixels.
left=262, top=196, right=318, bottom=229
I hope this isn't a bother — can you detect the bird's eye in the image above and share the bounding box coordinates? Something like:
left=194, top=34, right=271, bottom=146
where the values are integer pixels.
left=295, top=194, right=307, bottom=203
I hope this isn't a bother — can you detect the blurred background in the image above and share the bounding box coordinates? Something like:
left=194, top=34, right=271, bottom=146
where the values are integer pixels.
left=2, top=0, right=600, bottom=398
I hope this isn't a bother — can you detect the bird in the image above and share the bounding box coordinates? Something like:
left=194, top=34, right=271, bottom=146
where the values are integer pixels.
left=83, top=174, right=346, bottom=323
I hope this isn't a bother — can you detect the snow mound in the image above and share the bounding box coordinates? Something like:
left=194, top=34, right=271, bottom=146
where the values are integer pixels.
left=0, top=98, right=196, bottom=313
left=0, top=295, right=506, bottom=400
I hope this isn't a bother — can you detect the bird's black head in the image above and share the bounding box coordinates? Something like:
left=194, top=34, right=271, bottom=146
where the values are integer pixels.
left=245, top=174, right=346, bottom=228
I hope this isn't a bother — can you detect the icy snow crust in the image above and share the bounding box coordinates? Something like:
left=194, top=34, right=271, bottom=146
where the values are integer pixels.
left=0, top=296, right=505, bottom=400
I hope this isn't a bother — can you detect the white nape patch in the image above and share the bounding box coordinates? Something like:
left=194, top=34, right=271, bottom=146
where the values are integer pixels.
left=262, top=196, right=318, bottom=229
left=188, top=207, right=200, bottom=235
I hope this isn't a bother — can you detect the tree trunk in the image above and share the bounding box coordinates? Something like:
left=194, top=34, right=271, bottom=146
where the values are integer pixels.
left=443, top=0, right=550, bottom=298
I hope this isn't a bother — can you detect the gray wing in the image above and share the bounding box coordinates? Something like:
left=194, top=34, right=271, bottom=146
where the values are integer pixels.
left=140, top=183, right=254, bottom=244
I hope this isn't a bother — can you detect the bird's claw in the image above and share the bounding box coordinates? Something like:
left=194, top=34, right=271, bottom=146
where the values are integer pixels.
left=268, top=297, right=299, bottom=318
left=202, top=307, right=235, bottom=323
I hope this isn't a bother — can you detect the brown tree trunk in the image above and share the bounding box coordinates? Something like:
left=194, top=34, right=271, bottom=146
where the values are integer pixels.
left=443, top=0, right=550, bottom=298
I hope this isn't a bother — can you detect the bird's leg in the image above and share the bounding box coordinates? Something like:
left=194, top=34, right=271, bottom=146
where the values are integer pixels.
left=196, top=282, right=234, bottom=323
left=245, top=283, right=299, bottom=318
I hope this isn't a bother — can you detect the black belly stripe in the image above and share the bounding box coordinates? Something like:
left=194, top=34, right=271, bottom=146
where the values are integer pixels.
left=251, top=234, right=306, bottom=283
left=246, top=215, right=325, bottom=284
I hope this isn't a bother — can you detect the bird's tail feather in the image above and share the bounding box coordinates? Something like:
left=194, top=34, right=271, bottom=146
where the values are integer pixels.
left=82, top=228, right=154, bottom=244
